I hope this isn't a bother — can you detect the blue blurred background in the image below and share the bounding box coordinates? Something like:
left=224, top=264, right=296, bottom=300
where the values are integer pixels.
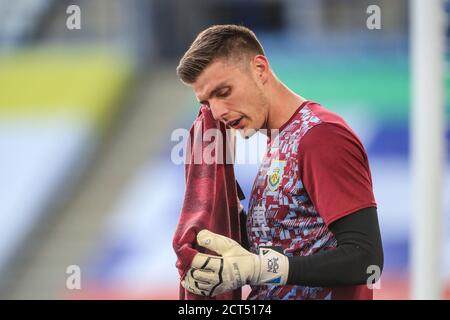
left=0, top=0, right=448, bottom=299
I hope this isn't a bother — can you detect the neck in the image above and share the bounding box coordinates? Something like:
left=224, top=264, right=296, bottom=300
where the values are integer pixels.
left=265, top=77, right=305, bottom=131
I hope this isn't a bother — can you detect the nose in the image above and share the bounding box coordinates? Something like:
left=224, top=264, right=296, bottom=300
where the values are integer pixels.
left=209, top=102, right=229, bottom=122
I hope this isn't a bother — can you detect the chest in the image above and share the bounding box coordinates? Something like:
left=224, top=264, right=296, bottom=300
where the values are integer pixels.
left=252, top=127, right=305, bottom=201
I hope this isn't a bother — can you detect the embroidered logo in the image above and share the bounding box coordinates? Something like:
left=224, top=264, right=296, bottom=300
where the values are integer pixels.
left=267, top=160, right=286, bottom=191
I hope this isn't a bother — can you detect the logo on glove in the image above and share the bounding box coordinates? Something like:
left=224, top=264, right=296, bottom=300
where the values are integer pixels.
left=267, top=257, right=280, bottom=274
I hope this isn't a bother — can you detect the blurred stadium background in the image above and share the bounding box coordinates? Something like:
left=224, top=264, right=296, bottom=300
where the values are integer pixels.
left=0, top=0, right=448, bottom=299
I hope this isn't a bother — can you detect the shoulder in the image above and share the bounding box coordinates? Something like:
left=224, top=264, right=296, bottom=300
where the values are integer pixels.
left=300, top=102, right=365, bottom=154
left=305, top=102, right=347, bottom=125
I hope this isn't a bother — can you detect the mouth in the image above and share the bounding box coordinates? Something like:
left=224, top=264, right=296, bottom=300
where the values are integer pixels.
left=227, top=117, right=244, bottom=129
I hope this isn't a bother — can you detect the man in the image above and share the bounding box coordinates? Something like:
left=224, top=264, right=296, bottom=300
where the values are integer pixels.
left=176, top=24, right=383, bottom=300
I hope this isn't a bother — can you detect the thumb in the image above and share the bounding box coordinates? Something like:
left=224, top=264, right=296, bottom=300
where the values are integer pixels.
left=196, top=229, right=240, bottom=255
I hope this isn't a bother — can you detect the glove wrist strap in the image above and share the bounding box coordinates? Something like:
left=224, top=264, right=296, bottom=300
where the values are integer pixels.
left=252, top=248, right=289, bottom=286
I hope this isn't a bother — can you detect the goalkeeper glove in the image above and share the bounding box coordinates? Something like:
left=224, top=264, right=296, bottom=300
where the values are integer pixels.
left=181, top=229, right=289, bottom=297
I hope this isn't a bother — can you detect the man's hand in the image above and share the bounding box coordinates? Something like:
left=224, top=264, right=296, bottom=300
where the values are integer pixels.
left=181, top=229, right=289, bottom=297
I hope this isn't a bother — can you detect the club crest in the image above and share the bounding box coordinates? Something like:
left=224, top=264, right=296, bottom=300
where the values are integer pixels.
left=267, top=160, right=286, bottom=191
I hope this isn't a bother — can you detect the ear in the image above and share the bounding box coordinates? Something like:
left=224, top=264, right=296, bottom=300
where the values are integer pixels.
left=252, top=55, right=269, bottom=84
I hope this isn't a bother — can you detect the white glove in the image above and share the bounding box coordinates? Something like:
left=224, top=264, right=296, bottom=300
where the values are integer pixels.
left=181, top=229, right=289, bottom=297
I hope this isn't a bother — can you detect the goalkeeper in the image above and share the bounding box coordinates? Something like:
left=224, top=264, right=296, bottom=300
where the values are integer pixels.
left=176, top=25, right=383, bottom=300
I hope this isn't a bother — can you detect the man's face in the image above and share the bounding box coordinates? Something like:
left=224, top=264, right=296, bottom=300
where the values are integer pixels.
left=192, top=57, right=268, bottom=138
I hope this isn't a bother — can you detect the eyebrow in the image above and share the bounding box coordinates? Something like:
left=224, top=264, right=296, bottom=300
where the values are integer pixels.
left=198, top=82, right=229, bottom=105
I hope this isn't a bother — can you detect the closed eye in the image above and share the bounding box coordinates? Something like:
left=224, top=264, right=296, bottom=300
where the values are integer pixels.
left=216, top=88, right=231, bottom=98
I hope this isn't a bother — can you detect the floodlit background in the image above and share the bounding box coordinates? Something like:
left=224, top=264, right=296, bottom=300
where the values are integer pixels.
left=0, top=0, right=448, bottom=299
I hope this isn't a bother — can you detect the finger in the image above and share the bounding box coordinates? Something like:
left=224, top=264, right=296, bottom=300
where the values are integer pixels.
left=188, top=268, right=211, bottom=285
left=184, top=271, right=227, bottom=298
left=191, top=253, right=223, bottom=272
left=191, top=268, right=220, bottom=284
left=185, top=284, right=207, bottom=296
left=193, top=280, right=213, bottom=291
left=197, top=229, right=239, bottom=255
left=182, top=274, right=209, bottom=297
